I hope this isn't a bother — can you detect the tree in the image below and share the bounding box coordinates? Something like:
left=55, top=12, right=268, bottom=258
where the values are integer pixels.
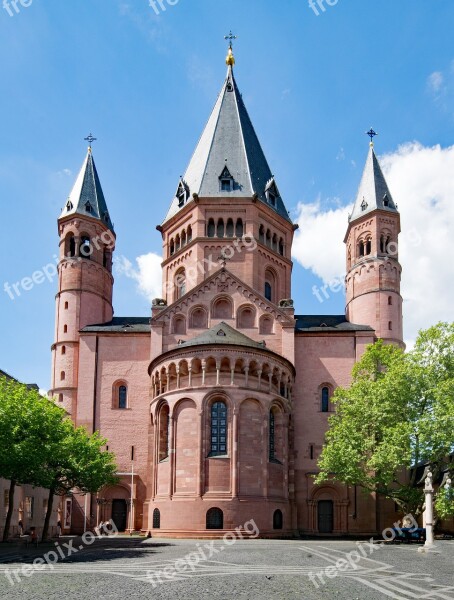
left=39, top=422, right=118, bottom=541
left=0, top=376, right=118, bottom=542
left=0, top=377, right=67, bottom=542
left=315, top=322, right=454, bottom=518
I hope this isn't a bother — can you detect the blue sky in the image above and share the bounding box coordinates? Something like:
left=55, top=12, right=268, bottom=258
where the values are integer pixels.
left=1, top=0, right=453, bottom=389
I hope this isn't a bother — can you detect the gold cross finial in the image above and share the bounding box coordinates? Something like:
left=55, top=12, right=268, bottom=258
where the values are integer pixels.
left=224, top=31, right=237, bottom=66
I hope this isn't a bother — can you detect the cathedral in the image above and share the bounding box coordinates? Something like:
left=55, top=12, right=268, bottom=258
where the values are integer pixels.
left=49, top=44, right=403, bottom=537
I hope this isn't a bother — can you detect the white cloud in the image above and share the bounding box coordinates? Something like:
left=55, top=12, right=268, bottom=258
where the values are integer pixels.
left=115, top=253, right=163, bottom=302
left=427, top=71, right=444, bottom=94
left=292, top=199, right=350, bottom=283
left=292, top=142, right=454, bottom=346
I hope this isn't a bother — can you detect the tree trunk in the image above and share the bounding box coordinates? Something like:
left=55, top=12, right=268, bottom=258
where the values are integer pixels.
left=2, top=480, right=16, bottom=542
left=41, top=488, right=55, bottom=542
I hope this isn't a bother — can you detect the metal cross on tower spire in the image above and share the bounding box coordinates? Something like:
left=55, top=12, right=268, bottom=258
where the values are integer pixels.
left=84, top=133, right=97, bottom=149
left=366, top=128, right=378, bottom=146
left=224, top=30, right=237, bottom=49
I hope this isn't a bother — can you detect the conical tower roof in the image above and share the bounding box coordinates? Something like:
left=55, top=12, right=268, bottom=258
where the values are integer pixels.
left=349, top=144, right=398, bottom=222
left=60, top=148, right=114, bottom=232
left=164, top=63, right=290, bottom=223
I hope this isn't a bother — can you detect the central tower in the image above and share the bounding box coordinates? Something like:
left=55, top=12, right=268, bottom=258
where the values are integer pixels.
left=158, top=43, right=296, bottom=307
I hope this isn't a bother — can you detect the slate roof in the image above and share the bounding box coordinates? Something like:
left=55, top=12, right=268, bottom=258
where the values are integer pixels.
left=179, top=321, right=266, bottom=350
left=59, top=149, right=114, bottom=232
left=80, top=317, right=151, bottom=333
left=0, top=368, right=39, bottom=390
left=349, top=145, right=398, bottom=222
left=295, top=315, right=374, bottom=333
left=164, top=65, right=291, bottom=224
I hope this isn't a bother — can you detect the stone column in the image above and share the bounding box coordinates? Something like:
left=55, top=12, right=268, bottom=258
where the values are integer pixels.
left=202, top=360, right=206, bottom=386
left=230, top=368, right=235, bottom=386
left=216, top=360, right=220, bottom=386
left=268, top=373, right=273, bottom=393
left=232, top=409, right=239, bottom=498
left=244, top=366, right=249, bottom=388
left=176, top=366, right=180, bottom=390
left=169, top=416, right=175, bottom=498
left=197, top=410, right=204, bottom=497
left=188, top=366, right=192, bottom=387
left=257, top=369, right=262, bottom=390
left=423, top=472, right=436, bottom=549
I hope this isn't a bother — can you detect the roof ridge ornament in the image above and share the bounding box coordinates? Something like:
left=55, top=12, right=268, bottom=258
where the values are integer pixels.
left=224, top=30, right=237, bottom=66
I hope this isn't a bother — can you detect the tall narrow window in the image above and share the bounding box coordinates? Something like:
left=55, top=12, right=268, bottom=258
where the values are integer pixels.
left=278, top=238, right=284, bottom=256
left=259, top=225, right=265, bottom=243
left=207, top=219, right=215, bottom=238
left=159, top=405, right=170, bottom=461
left=226, top=218, right=234, bottom=237
left=210, top=401, right=227, bottom=456
left=217, top=219, right=225, bottom=238
left=66, top=234, right=76, bottom=258
left=80, top=236, right=91, bottom=259
left=321, top=387, right=329, bottom=412
left=235, top=219, right=243, bottom=238
left=269, top=410, right=275, bottom=461
left=153, top=508, right=161, bottom=529
left=264, top=282, right=272, bottom=301
left=119, top=385, right=127, bottom=409
left=187, top=225, right=193, bottom=242
left=175, top=269, right=186, bottom=300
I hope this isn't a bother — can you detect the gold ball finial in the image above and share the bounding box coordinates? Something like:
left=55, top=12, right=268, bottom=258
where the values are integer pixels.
left=226, top=46, right=235, bottom=67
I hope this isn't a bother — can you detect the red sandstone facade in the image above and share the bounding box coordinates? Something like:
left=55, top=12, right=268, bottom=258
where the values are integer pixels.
left=50, top=55, right=403, bottom=537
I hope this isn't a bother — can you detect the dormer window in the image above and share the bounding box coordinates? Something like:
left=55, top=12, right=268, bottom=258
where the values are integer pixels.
left=265, top=177, right=279, bottom=207
left=176, top=179, right=189, bottom=208
left=219, top=166, right=233, bottom=192
left=66, top=201, right=73, bottom=211
left=103, top=211, right=109, bottom=222
left=383, top=194, right=390, bottom=208
left=361, top=198, right=368, bottom=211
left=85, top=201, right=92, bottom=213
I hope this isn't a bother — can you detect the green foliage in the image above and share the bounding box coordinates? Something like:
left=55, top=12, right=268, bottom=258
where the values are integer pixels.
left=316, top=322, right=454, bottom=516
left=0, top=376, right=118, bottom=540
left=435, top=483, right=454, bottom=519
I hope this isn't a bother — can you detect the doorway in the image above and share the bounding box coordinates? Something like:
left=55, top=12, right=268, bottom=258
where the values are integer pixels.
left=318, top=500, right=334, bottom=533
left=111, top=499, right=127, bottom=532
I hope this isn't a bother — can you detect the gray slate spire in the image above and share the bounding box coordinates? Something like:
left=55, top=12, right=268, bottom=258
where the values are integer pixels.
left=60, top=149, right=114, bottom=232
left=164, top=65, right=291, bottom=223
left=349, top=145, right=398, bottom=222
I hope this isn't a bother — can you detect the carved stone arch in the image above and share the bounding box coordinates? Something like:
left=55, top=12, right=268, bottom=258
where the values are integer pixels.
left=211, top=295, right=233, bottom=320
left=172, top=397, right=197, bottom=419
left=189, top=305, right=208, bottom=329
left=172, top=313, right=186, bottom=335
left=239, top=396, right=265, bottom=417
left=259, top=314, right=274, bottom=334
left=237, top=303, right=256, bottom=329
